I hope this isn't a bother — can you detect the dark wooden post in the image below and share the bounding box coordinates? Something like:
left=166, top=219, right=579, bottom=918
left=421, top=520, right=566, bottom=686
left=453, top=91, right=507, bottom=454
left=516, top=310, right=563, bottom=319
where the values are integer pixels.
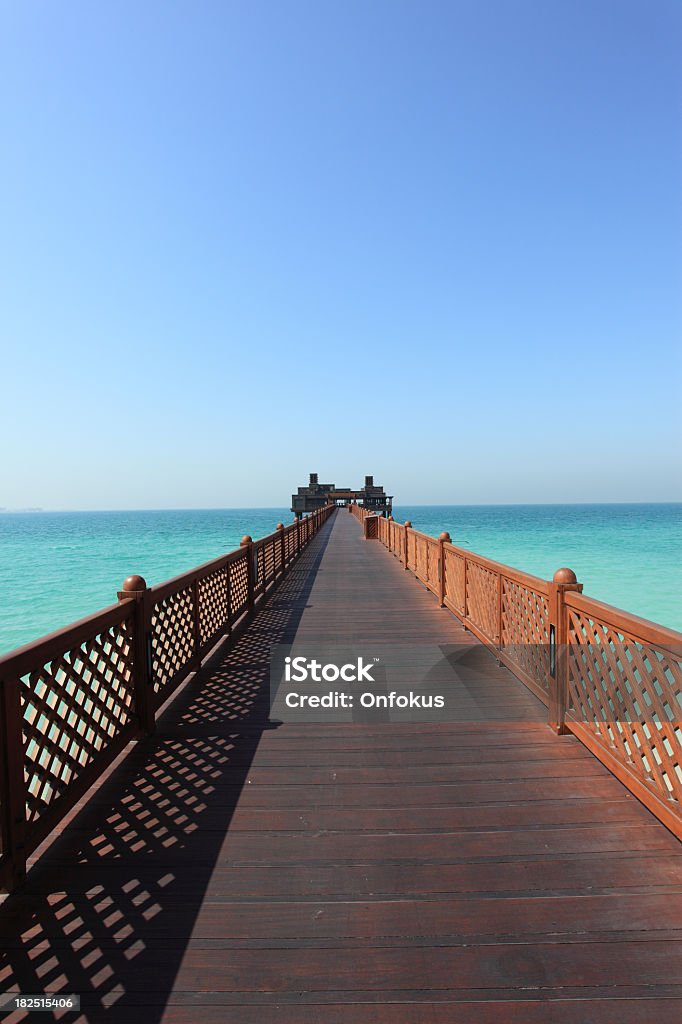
left=438, top=532, right=451, bottom=607
left=404, top=521, right=412, bottom=570
left=296, top=516, right=301, bottom=555
left=548, top=567, right=583, bottom=735
left=118, top=575, right=155, bottom=735
left=241, top=535, right=255, bottom=612
left=276, top=523, right=285, bottom=576
left=0, top=676, right=27, bottom=889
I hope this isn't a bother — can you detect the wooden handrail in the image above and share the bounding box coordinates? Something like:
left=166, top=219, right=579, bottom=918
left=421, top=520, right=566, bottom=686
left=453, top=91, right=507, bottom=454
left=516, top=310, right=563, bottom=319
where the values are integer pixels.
left=0, top=504, right=335, bottom=893
left=370, top=512, right=682, bottom=840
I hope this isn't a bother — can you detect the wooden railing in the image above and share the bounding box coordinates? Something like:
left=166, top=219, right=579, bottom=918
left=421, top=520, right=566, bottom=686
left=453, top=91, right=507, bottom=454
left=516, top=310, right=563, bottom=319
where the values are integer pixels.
left=370, top=512, right=682, bottom=839
left=348, top=503, right=370, bottom=521
left=0, top=505, right=334, bottom=892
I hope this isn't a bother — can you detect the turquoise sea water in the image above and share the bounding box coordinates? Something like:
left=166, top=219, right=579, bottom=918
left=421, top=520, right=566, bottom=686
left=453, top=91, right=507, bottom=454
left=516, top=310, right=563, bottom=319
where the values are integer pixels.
left=0, top=508, right=290, bottom=656
left=394, top=504, right=681, bottom=633
left=0, top=504, right=680, bottom=656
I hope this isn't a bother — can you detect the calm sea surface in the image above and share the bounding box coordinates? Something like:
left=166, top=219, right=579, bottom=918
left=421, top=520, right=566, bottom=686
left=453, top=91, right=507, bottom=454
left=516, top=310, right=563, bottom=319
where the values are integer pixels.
left=0, top=503, right=680, bottom=655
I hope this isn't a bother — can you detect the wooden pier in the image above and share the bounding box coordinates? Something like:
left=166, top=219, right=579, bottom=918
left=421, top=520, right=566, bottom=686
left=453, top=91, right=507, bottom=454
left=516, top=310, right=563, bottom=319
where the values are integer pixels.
left=0, top=508, right=681, bottom=1021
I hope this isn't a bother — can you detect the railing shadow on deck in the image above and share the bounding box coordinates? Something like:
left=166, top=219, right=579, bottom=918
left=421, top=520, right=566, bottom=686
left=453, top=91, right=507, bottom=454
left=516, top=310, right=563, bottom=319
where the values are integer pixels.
left=0, top=519, right=336, bottom=1022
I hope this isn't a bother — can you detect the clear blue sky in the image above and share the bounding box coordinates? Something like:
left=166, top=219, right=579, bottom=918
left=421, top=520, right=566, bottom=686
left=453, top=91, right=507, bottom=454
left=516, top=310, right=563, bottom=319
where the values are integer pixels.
left=2, top=0, right=680, bottom=508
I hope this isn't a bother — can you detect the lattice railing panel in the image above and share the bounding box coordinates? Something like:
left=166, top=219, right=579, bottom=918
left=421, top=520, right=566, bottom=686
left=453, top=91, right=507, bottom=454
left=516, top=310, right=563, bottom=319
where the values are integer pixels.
left=391, top=523, right=405, bottom=559
left=566, top=607, right=682, bottom=805
left=229, top=555, right=249, bottom=619
left=466, top=560, right=498, bottom=641
left=427, top=538, right=439, bottom=589
left=414, top=536, right=438, bottom=592
left=443, top=548, right=466, bottom=614
left=21, top=620, right=135, bottom=828
left=198, top=565, right=229, bottom=647
left=151, top=587, right=195, bottom=692
left=254, top=545, right=265, bottom=591
left=501, top=577, right=550, bottom=693
left=415, top=535, right=428, bottom=583
left=407, top=532, right=417, bottom=571
left=262, top=539, right=276, bottom=585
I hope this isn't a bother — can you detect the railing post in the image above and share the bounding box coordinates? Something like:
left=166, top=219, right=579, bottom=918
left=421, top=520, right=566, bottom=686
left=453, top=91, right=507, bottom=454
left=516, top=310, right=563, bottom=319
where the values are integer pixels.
left=277, top=523, right=285, bottom=575
left=296, top=515, right=301, bottom=554
left=241, top=535, right=255, bottom=612
left=0, top=676, right=27, bottom=889
left=438, top=532, right=450, bottom=607
left=404, top=521, right=411, bottom=570
left=118, top=575, right=155, bottom=735
left=548, top=567, right=582, bottom=735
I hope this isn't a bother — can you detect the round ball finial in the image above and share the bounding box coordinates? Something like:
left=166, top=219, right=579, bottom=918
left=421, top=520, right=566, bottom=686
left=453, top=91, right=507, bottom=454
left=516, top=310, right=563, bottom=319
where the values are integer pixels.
left=388, top=516, right=394, bottom=521
left=122, top=574, right=147, bottom=592
left=240, top=535, right=253, bottom=546
left=276, top=523, right=284, bottom=530
left=404, top=520, right=412, bottom=528
left=439, top=531, right=451, bottom=543
left=553, top=567, right=578, bottom=584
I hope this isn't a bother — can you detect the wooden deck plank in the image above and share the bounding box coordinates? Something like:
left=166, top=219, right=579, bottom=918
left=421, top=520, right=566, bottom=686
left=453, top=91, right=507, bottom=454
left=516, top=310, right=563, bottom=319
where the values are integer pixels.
left=115, top=1002, right=682, bottom=1024
left=1, top=509, right=680, bottom=1023
left=5, top=892, right=682, bottom=944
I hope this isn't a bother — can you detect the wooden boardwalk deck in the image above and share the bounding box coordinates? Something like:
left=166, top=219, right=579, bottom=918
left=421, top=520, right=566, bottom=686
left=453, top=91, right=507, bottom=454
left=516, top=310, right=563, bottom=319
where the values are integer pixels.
left=1, top=510, right=681, bottom=1022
